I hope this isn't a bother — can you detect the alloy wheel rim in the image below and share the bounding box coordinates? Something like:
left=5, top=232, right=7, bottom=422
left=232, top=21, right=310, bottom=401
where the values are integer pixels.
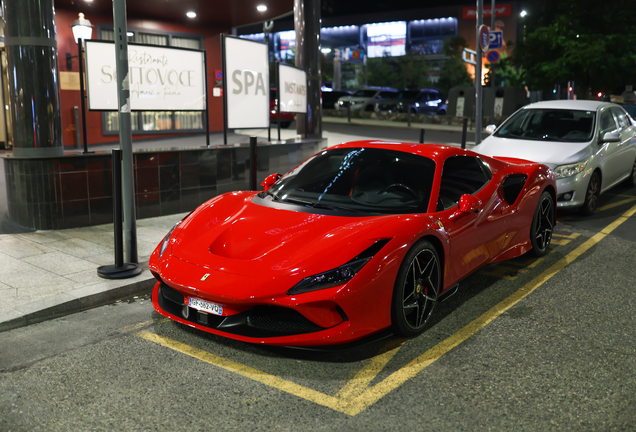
left=402, top=249, right=440, bottom=330
left=535, top=196, right=554, bottom=250
left=587, top=175, right=599, bottom=211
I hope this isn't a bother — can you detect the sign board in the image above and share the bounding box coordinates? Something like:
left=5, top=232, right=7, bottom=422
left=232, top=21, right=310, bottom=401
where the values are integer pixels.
left=84, top=40, right=206, bottom=111
left=489, top=31, right=503, bottom=49
left=223, top=36, right=269, bottom=129
left=278, top=63, right=307, bottom=114
left=487, top=51, right=500, bottom=63
left=479, top=25, right=490, bottom=52
left=494, top=97, right=504, bottom=118
left=463, top=3, right=512, bottom=19
left=456, top=97, right=465, bottom=117
left=59, top=71, right=83, bottom=91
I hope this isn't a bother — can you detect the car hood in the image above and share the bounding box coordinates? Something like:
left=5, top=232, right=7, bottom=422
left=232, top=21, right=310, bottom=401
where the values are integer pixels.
left=473, top=135, right=593, bottom=168
left=170, top=192, right=393, bottom=278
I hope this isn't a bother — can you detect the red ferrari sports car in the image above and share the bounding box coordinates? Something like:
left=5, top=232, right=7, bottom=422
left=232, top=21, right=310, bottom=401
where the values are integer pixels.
left=150, top=141, right=556, bottom=346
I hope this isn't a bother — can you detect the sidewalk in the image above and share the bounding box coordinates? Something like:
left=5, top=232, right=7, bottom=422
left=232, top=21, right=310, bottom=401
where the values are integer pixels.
left=0, top=120, right=476, bottom=333
left=0, top=213, right=186, bottom=331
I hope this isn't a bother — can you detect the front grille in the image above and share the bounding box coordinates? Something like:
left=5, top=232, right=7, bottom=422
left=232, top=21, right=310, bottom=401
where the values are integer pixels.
left=247, top=306, right=324, bottom=334
left=156, top=282, right=327, bottom=338
left=161, top=282, right=185, bottom=305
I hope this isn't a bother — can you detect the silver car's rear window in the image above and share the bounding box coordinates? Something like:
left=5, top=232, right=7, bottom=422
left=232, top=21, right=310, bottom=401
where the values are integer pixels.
left=495, top=109, right=596, bottom=142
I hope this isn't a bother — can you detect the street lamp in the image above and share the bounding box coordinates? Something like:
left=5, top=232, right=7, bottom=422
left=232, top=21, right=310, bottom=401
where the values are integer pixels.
left=72, top=13, right=93, bottom=43
left=71, top=13, right=93, bottom=154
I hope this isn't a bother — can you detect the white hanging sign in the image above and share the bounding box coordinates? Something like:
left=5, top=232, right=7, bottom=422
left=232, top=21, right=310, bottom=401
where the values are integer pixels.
left=223, top=36, right=270, bottom=129
left=278, top=63, right=307, bottom=114
left=84, top=40, right=206, bottom=111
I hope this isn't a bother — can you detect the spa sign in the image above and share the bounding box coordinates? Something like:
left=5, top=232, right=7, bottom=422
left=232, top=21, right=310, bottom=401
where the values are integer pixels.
left=223, top=35, right=270, bottom=129
left=84, top=40, right=206, bottom=111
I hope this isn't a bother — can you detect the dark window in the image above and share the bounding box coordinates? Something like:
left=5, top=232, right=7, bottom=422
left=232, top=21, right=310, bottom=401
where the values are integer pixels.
left=261, top=148, right=436, bottom=215
left=610, top=107, right=629, bottom=129
left=437, top=156, right=491, bottom=211
left=599, top=110, right=618, bottom=136
left=378, top=91, right=397, bottom=99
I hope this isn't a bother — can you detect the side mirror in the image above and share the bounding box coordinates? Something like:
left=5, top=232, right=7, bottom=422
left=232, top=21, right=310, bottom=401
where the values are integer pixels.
left=602, top=131, right=620, bottom=143
left=459, top=194, right=481, bottom=213
left=260, top=173, right=282, bottom=191
left=485, top=124, right=497, bottom=135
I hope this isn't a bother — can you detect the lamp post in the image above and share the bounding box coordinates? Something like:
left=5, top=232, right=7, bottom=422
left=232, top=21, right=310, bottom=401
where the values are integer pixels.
left=71, top=13, right=93, bottom=154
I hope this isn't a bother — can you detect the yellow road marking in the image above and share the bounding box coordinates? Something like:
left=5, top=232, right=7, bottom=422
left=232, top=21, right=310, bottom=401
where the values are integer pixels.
left=596, top=197, right=636, bottom=212
left=550, top=238, right=572, bottom=246
left=336, top=338, right=406, bottom=401
left=552, top=233, right=580, bottom=239
left=136, top=202, right=636, bottom=416
left=118, top=318, right=168, bottom=333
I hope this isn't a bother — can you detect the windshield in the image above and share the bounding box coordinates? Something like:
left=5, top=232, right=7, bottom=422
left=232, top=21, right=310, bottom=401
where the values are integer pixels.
left=258, top=148, right=436, bottom=215
left=397, top=91, right=420, bottom=99
left=495, top=109, right=596, bottom=142
left=351, top=90, right=377, bottom=98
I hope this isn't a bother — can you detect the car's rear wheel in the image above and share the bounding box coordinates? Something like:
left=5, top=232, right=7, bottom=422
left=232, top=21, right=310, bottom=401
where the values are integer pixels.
left=392, top=240, right=441, bottom=337
left=530, top=191, right=554, bottom=257
left=626, top=159, right=636, bottom=187
left=580, top=172, right=600, bottom=215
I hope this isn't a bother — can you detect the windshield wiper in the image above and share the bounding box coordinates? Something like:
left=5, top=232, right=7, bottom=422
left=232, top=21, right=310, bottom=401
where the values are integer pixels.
left=309, top=201, right=364, bottom=213
left=260, top=190, right=283, bottom=202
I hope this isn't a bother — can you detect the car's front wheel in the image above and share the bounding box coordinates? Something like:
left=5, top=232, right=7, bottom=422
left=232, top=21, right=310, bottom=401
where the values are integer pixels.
left=530, top=191, right=555, bottom=257
left=392, top=240, right=441, bottom=337
left=580, top=172, right=600, bottom=215
left=626, top=158, right=636, bottom=187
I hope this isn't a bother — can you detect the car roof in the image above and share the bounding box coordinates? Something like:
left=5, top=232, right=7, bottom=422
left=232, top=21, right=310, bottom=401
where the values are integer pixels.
left=330, top=140, right=504, bottom=167
left=522, top=100, right=614, bottom=111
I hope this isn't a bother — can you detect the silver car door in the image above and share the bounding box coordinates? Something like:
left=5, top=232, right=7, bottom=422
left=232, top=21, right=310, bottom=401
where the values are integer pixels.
left=597, top=108, right=622, bottom=189
left=610, top=107, right=636, bottom=182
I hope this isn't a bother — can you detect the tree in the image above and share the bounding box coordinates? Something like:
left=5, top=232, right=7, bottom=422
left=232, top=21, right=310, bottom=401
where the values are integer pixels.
left=513, top=0, right=636, bottom=97
left=437, top=36, right=473, bottom=95
left=484, top=50, right=525, bottom=87
left=357, top=51, right=431, bottom=89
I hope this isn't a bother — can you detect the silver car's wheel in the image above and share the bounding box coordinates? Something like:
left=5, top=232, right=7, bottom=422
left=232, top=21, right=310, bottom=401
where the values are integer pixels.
left=626, top=159, right=636, bottom=187
left=392, top=240, right=441, bottom=337
left=580, top=172, right=600, bottom=216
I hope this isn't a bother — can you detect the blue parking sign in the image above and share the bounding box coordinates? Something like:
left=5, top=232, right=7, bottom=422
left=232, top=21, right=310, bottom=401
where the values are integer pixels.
left=489, top=31, right=503, bottom=49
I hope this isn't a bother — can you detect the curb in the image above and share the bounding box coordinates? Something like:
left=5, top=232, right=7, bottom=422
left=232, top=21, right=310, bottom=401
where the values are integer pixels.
left=0, top=274, right=157, bottom=333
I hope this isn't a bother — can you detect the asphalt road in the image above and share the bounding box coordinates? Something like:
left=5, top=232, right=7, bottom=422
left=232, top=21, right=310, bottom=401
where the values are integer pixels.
left=1, top=187, right=635, bottom=431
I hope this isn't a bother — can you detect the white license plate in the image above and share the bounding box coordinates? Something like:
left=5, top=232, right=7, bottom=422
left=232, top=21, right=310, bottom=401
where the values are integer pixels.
left=187, top=297, right=223, bottom=316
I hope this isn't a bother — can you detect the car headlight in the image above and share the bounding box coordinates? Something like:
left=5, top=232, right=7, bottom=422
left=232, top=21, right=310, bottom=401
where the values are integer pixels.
left=159, top=221, right=181, bottom=258
left=286, top=239, right=390, bottom=295
left=553, top=158, right=590, bottom=179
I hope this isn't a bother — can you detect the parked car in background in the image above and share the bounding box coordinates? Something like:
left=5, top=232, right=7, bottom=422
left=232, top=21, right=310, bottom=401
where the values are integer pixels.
left=336, top=88, right=398, bottom=112
left=270, top=88, right=294, bottom=128
left=473, top=100, right=636, bottom=215
left=322, top=90, right=351, bottom=110
left=375, top=89, right=447, bottom=115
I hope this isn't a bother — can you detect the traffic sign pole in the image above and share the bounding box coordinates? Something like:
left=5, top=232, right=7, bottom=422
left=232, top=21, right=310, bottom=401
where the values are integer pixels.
left=476, top=2, right=488, bottom=146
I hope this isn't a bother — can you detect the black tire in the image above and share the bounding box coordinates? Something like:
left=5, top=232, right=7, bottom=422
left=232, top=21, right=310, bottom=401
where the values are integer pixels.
left=580, top=172, right=600, bottom=215
left=280, top=121, right=291, bottom=129
left=530, top=191, right=555, bottom=257
left=391, top=240, right=441, bottom=337
left=626, top=158, right=636, bottom=188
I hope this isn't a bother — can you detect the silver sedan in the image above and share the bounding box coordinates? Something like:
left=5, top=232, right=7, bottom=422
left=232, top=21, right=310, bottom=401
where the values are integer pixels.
left=473, top=100, right=636, bottom=214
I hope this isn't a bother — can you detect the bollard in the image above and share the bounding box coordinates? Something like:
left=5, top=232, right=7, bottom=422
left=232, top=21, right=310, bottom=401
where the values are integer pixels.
left=249, top=136, right=257, bottom=191
left=347, top=104, right=351, bottom=123
left=407, top=106, right=411, bottom=127
left=461, top=117, right=468, bottom=149
left=419, top=128, right=425, bottom=144
left=97, top=150, right=141, bottom=279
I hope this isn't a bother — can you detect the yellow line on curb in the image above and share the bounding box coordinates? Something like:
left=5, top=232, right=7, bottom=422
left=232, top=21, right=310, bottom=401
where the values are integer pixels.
left=135, top=202, right=636, bottom=416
